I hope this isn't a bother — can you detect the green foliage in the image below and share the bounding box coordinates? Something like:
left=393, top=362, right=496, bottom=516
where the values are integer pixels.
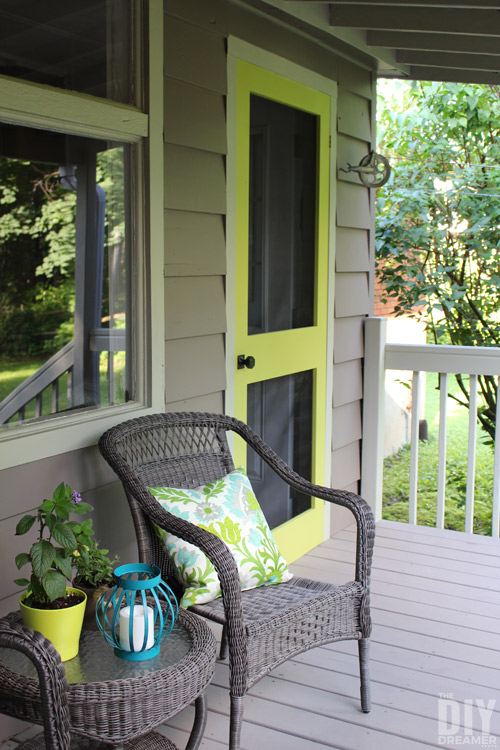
left=14, top=482, right=119, bottom=603
left=0, top=283, right=74, bottom=358
left=376, top=81, right=500, bottom=439
left=0, top=159, right=76, bottom=301
left=14, top=483, right=94, bottom=606
left=0, top=358, right=44, bottom=402
left=382, top=438, right=495, bottom=535
left=0, top=157, right=76, bottom=359
left=72, top=538, right=119, bottom=589
left=382, top=375, right=496, bottom=535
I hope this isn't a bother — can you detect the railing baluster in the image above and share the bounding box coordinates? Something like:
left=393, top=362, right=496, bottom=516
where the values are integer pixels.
left=35, top=393, right=42, bottom=418
left=436, top=372, right=448, bottom=529
left=51, top=379, right=59, bottom=413
left=409, top=370, right=422, bottom=525
left=108, top=351, right=114, bottom=406
left=67, top=368, right=73, bottom=409
left=492, top=375, right=500, bottom=539
left=465, top=374, right=478, bottom=534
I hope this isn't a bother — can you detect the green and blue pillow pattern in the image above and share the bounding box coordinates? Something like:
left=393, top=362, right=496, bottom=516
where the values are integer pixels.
left=148, top=467, right=292, bottom=608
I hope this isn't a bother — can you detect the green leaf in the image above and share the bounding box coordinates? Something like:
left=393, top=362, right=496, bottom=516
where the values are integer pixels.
left=15, top=552, right=30, bottom=570
left=13, top=578, right=30, bottom=587
left=79, top=519, right=94, bottom=534
left=15, top=515, right=36, bottom=536
left=30, top=574, right=46, bottom=604
left=45, top=514, right=56, bottom=533
left=42, top=570, right=67, bottom=602
left=54, top=550, right=73, bottom=580
left=38, top=499, right=54, bottom=513
left=77, top=534, right=93, bottom=548
left=54, top=503, right=71, bottom=521
left=52, top=482, right=67, bottom=502
left=71, top=501, right=93, bottom=515
left=31, top=540, right=55, bottom=577
left=51, top=522, right=77, bottom=551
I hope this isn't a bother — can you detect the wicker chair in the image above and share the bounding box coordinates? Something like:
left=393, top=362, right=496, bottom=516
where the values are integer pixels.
left=0, top=618, right=71, bottom=749
left=99, top=412, right=375, bottom=750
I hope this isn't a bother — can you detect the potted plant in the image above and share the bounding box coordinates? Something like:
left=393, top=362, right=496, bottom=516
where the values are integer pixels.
left=14, top=482, right=94, bottom=661
left=72, top=538, right=119, bottom=630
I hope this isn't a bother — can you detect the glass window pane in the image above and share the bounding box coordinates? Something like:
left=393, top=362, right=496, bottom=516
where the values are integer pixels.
left=0, top=0, right=134, bottom=103
left=247, top=371, right=313, bottom=528
left=248, top=95, right=317, bottom=335
left=0, top=122, right=131, bottom=428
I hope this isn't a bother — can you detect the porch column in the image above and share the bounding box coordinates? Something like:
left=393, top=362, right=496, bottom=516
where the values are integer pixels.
left=361, top=316, right=387, bottom=521
left=73, top=148, right=104, bottom=408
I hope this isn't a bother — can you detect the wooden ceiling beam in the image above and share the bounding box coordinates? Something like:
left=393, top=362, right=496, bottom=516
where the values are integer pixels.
left=404, top=66, right=500, bottom=84
left=396, top=49, right=500, bottom=71
left=367, top=30, right=500, bottom=54
left=325, top=0, right=500, bottom=6
left=330, top=5, right=500, bottom=36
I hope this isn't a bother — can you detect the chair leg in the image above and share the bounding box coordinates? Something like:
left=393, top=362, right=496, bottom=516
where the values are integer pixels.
left=358, top=638, right=371, bottom=713
left=185, top=695, right=208, bottom=750
left=219, top=624, right=229, bottom=660
left=229, top=695, right=244, bottom=750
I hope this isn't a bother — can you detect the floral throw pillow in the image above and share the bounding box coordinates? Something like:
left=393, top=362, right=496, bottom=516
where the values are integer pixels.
left=148, top=468, right=293, bottom=608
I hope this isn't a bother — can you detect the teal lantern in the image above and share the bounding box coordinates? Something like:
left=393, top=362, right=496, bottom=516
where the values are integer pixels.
left=96, top=563, right=178, bottom=661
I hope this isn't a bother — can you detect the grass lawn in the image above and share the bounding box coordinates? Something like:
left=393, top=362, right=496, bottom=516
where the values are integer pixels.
left=0, top=358, right=45, bottom=402
left=382, top=372, right=496, bottom=535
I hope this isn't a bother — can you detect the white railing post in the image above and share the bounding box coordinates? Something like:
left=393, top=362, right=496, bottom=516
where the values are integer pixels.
left=492, top=376, right=500, bottom=538
left=361, top=317, right=387, bottom=521
left=408, top=370, right=423, bottom=525
left=436, top=372, right=448, bottom=529
left=465, top=374, right=478, bottom=534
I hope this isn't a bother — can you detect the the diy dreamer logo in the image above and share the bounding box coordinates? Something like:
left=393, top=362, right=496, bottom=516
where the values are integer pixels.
left=438, top=694, right=497, bottom=746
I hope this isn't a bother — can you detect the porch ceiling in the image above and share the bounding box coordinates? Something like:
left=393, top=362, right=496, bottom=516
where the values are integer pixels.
left=281, top=1, right=500, bottom=84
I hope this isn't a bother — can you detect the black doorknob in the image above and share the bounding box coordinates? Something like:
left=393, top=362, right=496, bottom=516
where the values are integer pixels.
left=237, top=354, right=256, bottom=370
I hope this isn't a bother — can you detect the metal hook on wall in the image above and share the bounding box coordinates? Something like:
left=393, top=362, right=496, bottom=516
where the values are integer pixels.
left=340, top=150, right=392, bottom=188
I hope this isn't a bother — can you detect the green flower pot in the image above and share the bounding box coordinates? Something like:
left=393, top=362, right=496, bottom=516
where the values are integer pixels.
left=20, top=587, right=87, bottom=662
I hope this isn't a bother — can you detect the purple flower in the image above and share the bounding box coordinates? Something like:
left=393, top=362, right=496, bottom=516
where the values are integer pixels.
left=71, top=490, right=82, bottom=504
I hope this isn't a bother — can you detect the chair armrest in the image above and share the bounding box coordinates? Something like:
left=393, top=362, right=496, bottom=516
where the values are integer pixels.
left=0, top=616, right=71, bottom=750
left=139, top=496, right=248, bottom=686
left=230, top=418, right=375, bottom=589
left=283, top=480, right=374, bottom=588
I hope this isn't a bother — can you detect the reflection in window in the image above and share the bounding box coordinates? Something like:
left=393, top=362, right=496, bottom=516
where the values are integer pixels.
left=0, top=123, right=131, bottom=427
left=0, top=0, right=134, bottom=103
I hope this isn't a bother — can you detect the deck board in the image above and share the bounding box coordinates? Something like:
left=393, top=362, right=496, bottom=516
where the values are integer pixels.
left=2, top=520, right=499, bottom=748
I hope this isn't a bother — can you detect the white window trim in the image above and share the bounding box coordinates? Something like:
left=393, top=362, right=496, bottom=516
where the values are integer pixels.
left=0, top=0, right=165, bottom=471
left=0, top=76, right=148, bottom=142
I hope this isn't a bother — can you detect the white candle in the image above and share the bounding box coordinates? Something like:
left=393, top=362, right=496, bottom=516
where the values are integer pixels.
left=119, top=605, right=155, bottom=651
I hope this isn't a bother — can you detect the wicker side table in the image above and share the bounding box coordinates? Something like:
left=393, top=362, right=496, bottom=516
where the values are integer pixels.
left=0, top=608, right=216, bottom=750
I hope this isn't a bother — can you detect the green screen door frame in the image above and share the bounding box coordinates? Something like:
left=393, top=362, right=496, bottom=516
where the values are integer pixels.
left=233, top=59, right=333, bottom=563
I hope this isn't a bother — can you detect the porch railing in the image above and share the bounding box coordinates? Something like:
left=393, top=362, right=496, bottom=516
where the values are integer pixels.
left=0, top=329, right=126, bottom=426
left=0, top=341, right=75, bottom=425
left=361, top=317, right=500, bottom=538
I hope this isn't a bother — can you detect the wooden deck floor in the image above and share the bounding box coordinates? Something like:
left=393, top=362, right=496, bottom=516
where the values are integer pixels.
left=3, top=520, right=500, bottom=748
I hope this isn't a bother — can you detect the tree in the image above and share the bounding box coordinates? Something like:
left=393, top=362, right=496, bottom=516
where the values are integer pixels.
left=0, top=158, right=76, bottom=358
left=376, top=80, right=500, bottom=440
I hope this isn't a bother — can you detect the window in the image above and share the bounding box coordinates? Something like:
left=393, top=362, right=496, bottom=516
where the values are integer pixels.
left=0, top=125, right=131, bottom=426
left=0, top=1, right=161, bottom=465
